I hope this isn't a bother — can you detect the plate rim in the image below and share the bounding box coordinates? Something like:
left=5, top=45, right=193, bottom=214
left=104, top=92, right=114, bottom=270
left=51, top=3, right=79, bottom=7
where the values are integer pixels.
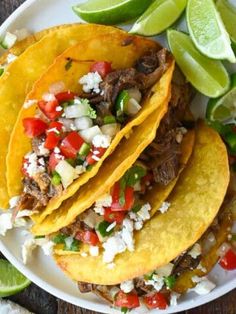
left=0, top=0, right=235, bottom=313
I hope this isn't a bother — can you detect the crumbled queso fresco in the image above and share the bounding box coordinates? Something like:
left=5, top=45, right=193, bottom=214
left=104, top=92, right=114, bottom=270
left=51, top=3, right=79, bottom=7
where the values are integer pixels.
left=79, top=71, right=103, bottom=94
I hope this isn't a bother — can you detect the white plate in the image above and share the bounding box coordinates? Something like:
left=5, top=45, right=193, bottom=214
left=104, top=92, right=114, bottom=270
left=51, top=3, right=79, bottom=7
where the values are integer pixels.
left=0, top=0, right=235, bottom=313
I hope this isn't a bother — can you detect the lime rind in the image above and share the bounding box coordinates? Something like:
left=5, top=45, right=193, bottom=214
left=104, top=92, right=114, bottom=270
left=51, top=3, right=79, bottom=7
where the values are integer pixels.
left=167, top=29, right=230, bottom=98
left=187, top=0, right=236, bottom=63
left=216, top=0, right=236, bottom=44
left=0, top=259, right=31, bottom=297
left=130, top=0, right=187, bottom=36
left=73, top=0, right=152, bottom=25
left=206, top=74, right=236, bottom=122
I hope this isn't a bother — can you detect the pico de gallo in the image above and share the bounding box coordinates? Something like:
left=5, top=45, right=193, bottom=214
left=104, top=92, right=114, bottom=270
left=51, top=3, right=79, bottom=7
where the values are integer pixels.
left=17, top=49, right=169, bottom=212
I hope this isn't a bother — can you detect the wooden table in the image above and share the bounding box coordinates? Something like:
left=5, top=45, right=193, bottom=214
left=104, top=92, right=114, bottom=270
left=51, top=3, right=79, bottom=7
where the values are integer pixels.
left=0, top=0, right=235, bottom=313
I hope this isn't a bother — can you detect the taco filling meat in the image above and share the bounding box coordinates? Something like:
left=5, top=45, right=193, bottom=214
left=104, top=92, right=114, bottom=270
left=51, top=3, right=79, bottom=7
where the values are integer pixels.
left=17, top=49, right=169, bottom=213
left=50, top=73, right=192, bottom=261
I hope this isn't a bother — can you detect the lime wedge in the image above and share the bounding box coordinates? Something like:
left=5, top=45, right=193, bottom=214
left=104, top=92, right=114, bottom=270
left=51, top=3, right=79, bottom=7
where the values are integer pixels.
left=130, top=0, right=187, bottom=36
left=167, top=30, right=230, bottom=98
left=206, top=73, right=236, bottom=122
left=72, top=0, right=152, bottom=25
left=0, top=259, right=31, bottom=297
left=216, top=0, right=236, bottom=44
left=187, top=0, right=236, bottom=63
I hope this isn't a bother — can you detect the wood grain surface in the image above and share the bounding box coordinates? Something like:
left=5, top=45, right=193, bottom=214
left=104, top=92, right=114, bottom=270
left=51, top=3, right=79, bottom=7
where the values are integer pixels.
left=0, top=0, right=235, bottom=313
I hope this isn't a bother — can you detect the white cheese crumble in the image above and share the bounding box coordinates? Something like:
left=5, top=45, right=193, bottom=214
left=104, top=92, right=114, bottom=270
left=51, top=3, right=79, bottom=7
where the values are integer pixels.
left=146, top=274, right=164, bottom=292
left=7, top=53, right=18, bottom=64
left=23, top=99, right=37, bottom=109
left=89, top=246, right=99, bottom=257
left=102, top=234, right=126, bottom=264
left=155, top=263, right=174, bottom=277
left=22, top=239, right=37, bottom=264
left=129, top=203, right=151, bottom=231
left=35, top=238, right=55, bottom=256
left=192, top=277, right=216, bottom=295
left=120, top=280, right=134, bottom=293
left=54, top=147, right=60, bottom=154
left=170, top=292, right=180, bottom=307
left=56, top=106, right=63, bottom=112
left=79, top=71, right=103, bottom=94
left=188, top=243, right=202, bottom=259
left=38, top=143, right=50, bottom=156
left=9, top=196, right=20, bottom=208
left=94, top=194, right=112, bottom=215
left=0, top=213, right=13, bottom=236
left=23, top=152, right=45, bottom=177
left=159, top=202, right=171, bottom=214
left=92, top=134, right=111, bottom=148
left=42, top=92, right=56, bottom=102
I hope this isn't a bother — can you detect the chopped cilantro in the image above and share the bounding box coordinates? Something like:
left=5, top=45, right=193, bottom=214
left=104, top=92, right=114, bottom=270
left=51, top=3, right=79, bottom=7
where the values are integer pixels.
left=86, top=165, right=94, bottom=171
left=164, top=275, right=176, bottom=289
left=104, top=115, right=116, bottom=124
left=64, top=238, right=81, bottom=252
left=65, top=58, right=73, bottom=71
left=144, top=271, right=154, bottom=280
left=66, top=159, right=76, bottom=167
left=97, top=221, right=115, bottom=237
left=88, top=106, right=97, bottom=119
left=132, top=204, right=142, bottom=213
left=121, top=307, right=129, bottom=313
left=52, top=233, right=67, bottom=244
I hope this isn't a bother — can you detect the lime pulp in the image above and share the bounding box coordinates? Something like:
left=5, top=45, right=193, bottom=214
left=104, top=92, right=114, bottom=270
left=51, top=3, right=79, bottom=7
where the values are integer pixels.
left=216, top=0, right=236, bottom=44
left=72, top=0, right=152, bottom=25
left=0, top=259, right=31, bottom=297
left=206, top=74, right=236, bottom=122
left=187, top=0, right=236, bottom=63
left=167, top=29, right=230, bottom=98
left=130, top=0, right=187, bottom=36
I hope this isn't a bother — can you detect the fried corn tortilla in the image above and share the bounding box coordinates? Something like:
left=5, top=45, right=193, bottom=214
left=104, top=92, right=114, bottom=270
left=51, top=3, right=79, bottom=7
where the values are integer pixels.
left=7, top=34, right=174, bottom=220
left=0, top=24, right=126, bottom=209
left=54, top=129, right=195, bottom=256
left=54, top=122, right=229, bottom=285
left=31, top=92, right=171, bottom=235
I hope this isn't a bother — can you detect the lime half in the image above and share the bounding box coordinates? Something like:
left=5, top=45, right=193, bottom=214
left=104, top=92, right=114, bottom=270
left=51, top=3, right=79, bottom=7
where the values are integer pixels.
left=187, top=0, right=236, bottom=63
left=130, top=0, right=187, bottom=36
left=206, top=74, right=236, bottom=122
left=72, top=0, right=152, bottom=25
left=167, top=30, right=230, bottom=98
left=216, top=0, right=236, bottom=44
left=0, top=259, right=31, bottom=297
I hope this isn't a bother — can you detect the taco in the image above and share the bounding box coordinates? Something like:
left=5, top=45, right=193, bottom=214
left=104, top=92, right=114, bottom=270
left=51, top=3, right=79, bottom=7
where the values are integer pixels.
left=0, top=24, right=127, bottom=209
left=7, top=33, right=174, bottom=221
left=53, top=122, right=230, bottom=311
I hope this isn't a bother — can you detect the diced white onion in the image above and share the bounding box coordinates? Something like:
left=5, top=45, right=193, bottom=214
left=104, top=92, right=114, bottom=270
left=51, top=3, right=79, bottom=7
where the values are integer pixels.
left=101, top=123, right=120, bottom=138
left=55, top=160, right=75, bottom=189
left=49, top=81, right=65, bottom=94
left=127, top=88, right=142, bottom=103
left=79, top=126, right=102, bottom=143
left=126, top=98, right=142, bottom=116
left=64, top=103, right=90, bottom=119
left=202, top=232, right=216, bottom=254
left=1, top=32, right=17, bottom=49
left=14, top=28, right=31, bottom=41
left=74, top=117, right=93, bottom=130
left=58, top=118, right=75, bottom=131
left=81, top=210, right=102, bottom=229
left=42, top=93, right=56, bottom=102
left=217, top=242, right=231, bottom=258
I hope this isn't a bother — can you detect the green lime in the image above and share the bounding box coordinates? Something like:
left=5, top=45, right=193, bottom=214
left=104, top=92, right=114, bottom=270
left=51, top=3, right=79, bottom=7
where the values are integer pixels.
left=216, top=0, right=236, bottom=44
left=187, top=0, right=236, bottom=63
left=167, top=30, right=230, bottom=98
left=130, top=0, right=187, bottom=36
left=0, top=259, right=31, bottom=297
left=206, top=73, right=236, bottom=122
left=72, top=0, right=152, bottom=25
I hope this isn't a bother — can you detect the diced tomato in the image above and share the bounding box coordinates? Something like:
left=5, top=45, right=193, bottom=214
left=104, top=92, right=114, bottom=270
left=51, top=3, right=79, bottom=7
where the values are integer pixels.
left=75, top=230, right=99, bottom=246
left=142, top=172, right=154, bottom=186
left=23, top=118, right=48, bottom=138
left=114, top=291, right=140, bottom=309
left=90, top=61, right=112, bottom=78
left=219, top=248, right=236, bottom=270
left=38, top=99, right=62, bottom=120
left=60, top=131, right=84, bottom=158
left=86, top=147, right=107, bottom=165
left=55, top=91, right=76, bottom=103
left=111, top=183, right=134, bottom=211
left=104, top=207, right=126, bottom=224
left=144, top=292, right=168, bottom=310
left=45, top=121, right=64, bottom=150
left=49, top=152, right=63, bottom=172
